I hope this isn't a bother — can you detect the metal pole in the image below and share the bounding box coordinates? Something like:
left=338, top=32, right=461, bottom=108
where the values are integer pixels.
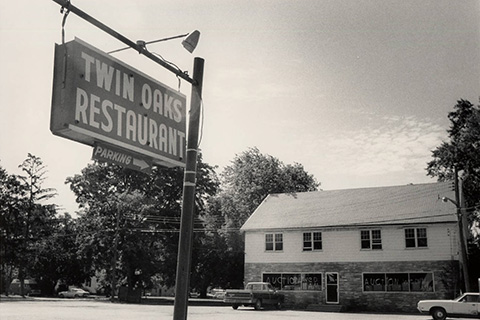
left=455, top=169, right=471, bottom=292
left=51, top=0, right=196, bottom=84
left=173, top=57, right=204, bottom=320
left=110, top=205, right=121, bottom=302
left=108, top=34, right=189, bottom=54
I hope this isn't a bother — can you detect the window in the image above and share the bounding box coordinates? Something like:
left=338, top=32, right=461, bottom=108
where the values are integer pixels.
left=363, top=272, right=434, bottom=292
left=265, top=233, right=283, bottom=251
left=363, top=273, right=385, bottom=291
left=275, top=233, right=283, bottom=251
left=386, top=273, right=409, bottom=292
left=303, top=231, right=322, bottom=251
left=459, top=294, right=480, bottom=303
left=409, top=273, right=433, bottom=292
left=263, top=273, right=322, bottom=291
left=405, top=228, right=428, bottom=248
left=361, top=230, right=382, bottom=250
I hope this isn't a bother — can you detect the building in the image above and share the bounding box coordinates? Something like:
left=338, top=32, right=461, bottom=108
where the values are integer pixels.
left=241, top=182, right=461, bottom=312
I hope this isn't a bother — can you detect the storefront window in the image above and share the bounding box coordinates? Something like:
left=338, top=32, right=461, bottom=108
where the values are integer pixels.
left=386, top=273, right=409, bottom=291
left=410, top=273, right=433, bottom=292
left=303, top=273, right=322, bottom=290
left=363, top=273, right=385, bottom=291
left=263, top=273, right=322, bottom=291
left=364, top=272, right=434, bottom=292
left=282, top=273, right=302, bottom=290
left=263, top=273, right=282, bottom=290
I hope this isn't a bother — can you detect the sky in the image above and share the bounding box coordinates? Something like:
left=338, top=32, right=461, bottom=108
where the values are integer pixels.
left=1, top=0, right=479, bottom=215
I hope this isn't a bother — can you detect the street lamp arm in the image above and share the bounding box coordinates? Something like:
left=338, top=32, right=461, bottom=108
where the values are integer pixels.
left=441, top=196, right=458, bottom=207
left=52, top=0, right=196, bottom=85
left=108, top=34, right=190, bottom=54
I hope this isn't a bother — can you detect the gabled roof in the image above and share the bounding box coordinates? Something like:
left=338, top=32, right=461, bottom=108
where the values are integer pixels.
left=241, top=182, right=457, bottom=232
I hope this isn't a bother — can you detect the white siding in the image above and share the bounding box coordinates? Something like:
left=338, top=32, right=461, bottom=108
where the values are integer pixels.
left=244, top=223, right=459, bottom=263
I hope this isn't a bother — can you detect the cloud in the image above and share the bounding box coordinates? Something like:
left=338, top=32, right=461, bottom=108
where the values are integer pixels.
left=316, top=115, right=446, bottom=177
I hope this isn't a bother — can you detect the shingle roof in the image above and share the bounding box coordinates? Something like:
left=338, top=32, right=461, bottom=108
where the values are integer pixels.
left=241, top=182, right=457, bottom=231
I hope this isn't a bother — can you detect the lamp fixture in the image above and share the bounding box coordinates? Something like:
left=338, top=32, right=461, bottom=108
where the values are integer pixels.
left=182, top=30, right=200, bottom=53
left=107, top=30, right=201, bottom=54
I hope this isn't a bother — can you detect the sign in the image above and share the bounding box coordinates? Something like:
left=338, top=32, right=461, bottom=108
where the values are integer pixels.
left=92, top=142, right=152, bottom=174
left=51, top=38, right=186, bottom=168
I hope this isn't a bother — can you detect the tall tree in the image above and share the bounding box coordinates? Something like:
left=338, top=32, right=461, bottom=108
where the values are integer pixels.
left=220, top=147, right=319, bottom=228
left=67, top=153, right=218, bottom=299
left=0, top=164, right=24, bottom=295
left=202, top=147, right=320, bottom=289
left=16, top=154, right=57, bottom=296
left=0, top=155, right=58, bottom=296
left=426, top=99, right=480, bottom=290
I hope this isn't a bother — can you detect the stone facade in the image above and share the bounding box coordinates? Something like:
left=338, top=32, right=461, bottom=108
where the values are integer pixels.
left=245, top=260, right=459, bottom=312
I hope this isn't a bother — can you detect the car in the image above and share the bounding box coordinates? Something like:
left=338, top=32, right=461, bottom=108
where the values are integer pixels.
left=224, top=282, right=284, bottom=310
left=208, top=288, right=226, bottom=299
left=417, top=292, right=479, bottom=320
left=58, top=288, right=90, bottom=298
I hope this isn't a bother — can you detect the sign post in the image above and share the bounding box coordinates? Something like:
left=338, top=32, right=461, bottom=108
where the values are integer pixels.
left=50, top=2, right=205, bottom=318
left=173, top=57, right=204, bottom=320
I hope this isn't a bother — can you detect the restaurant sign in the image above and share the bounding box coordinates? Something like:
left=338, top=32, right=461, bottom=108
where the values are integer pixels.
left=51, top=38, right=186, bottom=168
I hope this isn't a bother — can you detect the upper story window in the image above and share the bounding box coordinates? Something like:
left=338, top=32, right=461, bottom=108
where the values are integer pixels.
left=361, top=229, right=382, bottom=250
left=303, top=231, right=322, bottom=251
left=405, top=227, right=427, bottom=248
left=265, top=233, right=283, bottom=251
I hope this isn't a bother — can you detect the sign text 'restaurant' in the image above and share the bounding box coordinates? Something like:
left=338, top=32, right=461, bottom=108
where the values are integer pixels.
left=51, top=38, right=186, bottom=168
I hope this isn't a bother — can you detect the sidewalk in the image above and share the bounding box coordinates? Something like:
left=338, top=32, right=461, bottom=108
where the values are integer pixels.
left=0, top=294, right=225, bottom=307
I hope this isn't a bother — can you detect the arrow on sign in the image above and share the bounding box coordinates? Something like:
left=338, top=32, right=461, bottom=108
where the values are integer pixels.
left=133, top=158, right=150, bottom=171
left=92, top=142, right=152, bottom=174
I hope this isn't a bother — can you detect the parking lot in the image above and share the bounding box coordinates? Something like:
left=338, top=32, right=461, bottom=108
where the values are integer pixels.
left=0, top=297, right=459, bottom=320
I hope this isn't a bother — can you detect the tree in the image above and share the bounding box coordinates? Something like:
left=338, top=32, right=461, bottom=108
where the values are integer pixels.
left=16, top=154, right=58, bottom=296
left=0, top=164, right=24, bottom=295
left=67, top=153, right=218, bottom=300
left=0, top=155, right=59, bottom=296
left=28, top=212, right=90, bottom=295
left=426, top=99, right=480, bottom=290
left=221, top=147, right=319, bottom=228
left=201, top=147, right=320, bottom=289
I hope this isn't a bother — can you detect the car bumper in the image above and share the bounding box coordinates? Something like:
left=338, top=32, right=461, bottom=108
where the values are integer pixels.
left=224, top=297, right=254, bottom=305
left=417, top=306, right=430, bottom=315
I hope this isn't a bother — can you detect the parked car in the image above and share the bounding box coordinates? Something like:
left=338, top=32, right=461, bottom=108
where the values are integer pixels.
left=224, top=282, right=284, bottom=310
left=58, top=287, right=90, bottom=298
left=417, top=292, right=479, bottom=320
left=208, top=288, right=226, bottom=299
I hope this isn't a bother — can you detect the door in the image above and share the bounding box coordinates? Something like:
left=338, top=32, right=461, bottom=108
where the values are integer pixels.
left=263, top=283, right=274, bottom=305
left=326, top=272, right=339, bottom=304
left=453, top=294, right=479, bottom=316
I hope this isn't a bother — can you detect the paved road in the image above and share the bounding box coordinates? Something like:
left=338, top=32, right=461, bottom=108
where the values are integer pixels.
left=0, top=298, right=469, bottom=320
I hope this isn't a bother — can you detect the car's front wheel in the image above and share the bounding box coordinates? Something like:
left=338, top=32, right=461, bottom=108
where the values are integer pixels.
left=254, top=299, right=262, bottom=310
left=232, top=304, right=239, bottom=310
left=275, top=301, right=282, bottom=310
left=431, top=307, right=447, bottom=320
